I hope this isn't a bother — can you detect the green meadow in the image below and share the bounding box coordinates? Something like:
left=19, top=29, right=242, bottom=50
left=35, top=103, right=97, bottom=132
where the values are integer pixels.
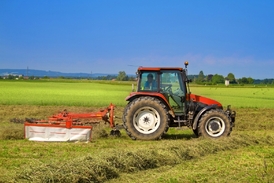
left=190, top=86, right=274, bottom=108
left=0, top=80, right=274, bottom=182
left=0, top=80, right=131, bottom=106
left=1, top=80, right=274, bottom=108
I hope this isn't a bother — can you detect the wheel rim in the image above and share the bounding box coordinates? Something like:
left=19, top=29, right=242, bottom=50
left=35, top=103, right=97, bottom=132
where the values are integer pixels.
left=205, top=116, right=226, bottom=137
left=133, top=106, right=161, bottom=134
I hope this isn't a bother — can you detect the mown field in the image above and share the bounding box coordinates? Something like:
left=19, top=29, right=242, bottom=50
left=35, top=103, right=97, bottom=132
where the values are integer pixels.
left=0, top=80, right=274, bottom=183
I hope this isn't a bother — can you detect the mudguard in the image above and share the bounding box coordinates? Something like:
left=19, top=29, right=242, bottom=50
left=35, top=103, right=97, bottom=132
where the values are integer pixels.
left=192, top=104, right=218, bottom=130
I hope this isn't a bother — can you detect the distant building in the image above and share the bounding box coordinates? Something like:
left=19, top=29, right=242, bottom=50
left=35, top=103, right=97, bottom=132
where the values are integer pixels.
left=225, top=78, right=230, bottom=86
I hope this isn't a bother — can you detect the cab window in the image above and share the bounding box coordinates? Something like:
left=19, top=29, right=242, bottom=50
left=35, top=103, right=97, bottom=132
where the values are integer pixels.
left=139, top=72, right=158, bottom=91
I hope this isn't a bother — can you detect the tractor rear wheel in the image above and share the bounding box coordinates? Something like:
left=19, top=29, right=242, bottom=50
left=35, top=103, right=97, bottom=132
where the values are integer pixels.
left=192, top=128, right=199, bottom=137
left=123, top=96, right=169, bottom=140
left=198, top=109, right=231, bottom=138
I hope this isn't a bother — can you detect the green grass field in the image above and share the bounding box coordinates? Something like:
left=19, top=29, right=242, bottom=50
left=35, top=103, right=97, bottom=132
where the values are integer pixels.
left=0, top=80, right=132, bottom=106
left=1, top=80, right=274, bottom=108
left=190, top=86, right=274, bottom=108
left=0, top=80, right=274, bottom=182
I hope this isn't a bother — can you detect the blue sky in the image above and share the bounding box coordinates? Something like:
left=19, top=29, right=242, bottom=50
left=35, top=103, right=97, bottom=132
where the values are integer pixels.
left=1, top=0, right=274, bottom=79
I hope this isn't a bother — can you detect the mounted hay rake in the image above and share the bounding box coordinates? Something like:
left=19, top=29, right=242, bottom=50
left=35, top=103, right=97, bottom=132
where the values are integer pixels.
left=24, top=103, right=121, bottom=141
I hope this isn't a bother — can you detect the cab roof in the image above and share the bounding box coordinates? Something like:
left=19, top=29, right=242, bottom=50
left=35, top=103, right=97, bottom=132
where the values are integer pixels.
left=137, top=67, right=184, bottom=71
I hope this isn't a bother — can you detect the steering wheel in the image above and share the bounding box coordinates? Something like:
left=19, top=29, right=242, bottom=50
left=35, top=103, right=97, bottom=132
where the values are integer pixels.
left=162, top=84, right=172, bottom=94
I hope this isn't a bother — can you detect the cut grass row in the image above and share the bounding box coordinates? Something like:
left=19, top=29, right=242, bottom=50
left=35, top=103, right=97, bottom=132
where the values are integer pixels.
left=1, top=131, right=274, bottom=183
left=108, top=144, right=274, bottom=183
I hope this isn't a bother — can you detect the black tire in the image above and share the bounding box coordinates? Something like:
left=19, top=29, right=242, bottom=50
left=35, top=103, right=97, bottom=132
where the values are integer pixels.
left=192, top=128, right=199, bottom=137
left=123, top=96, right=169, bottom=140
left=198, top=109, right=231, bottom=138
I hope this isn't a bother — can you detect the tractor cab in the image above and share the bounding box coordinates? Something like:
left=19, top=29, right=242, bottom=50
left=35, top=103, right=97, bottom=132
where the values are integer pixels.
left=136, top=67, right=188, bottom=114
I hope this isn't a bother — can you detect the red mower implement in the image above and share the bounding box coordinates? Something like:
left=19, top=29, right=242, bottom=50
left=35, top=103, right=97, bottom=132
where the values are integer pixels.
left=24, top=103, right=120, bottom=141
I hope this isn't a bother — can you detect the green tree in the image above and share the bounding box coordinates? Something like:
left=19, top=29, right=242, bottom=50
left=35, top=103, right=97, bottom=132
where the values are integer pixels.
left=207, top=74, right=213, bottom=82
left=238, top=77, right=254, bottom=84
left=212, top=74, right=225, bottom=84
left=226, top=73, right=236, bottom=83
left=247, top=77, right=254, bottom=84
left=8, top=75, right=15, bottom=79
left=116, top=71, right=128, bottom=81
left=197, top=71, right=205, bottom=83
left=262, top=79, right=274, bottom=84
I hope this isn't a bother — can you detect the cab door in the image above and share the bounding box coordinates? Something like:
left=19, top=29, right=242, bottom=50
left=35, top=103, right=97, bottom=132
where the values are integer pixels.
left=160, top=71, right=186, bottom=113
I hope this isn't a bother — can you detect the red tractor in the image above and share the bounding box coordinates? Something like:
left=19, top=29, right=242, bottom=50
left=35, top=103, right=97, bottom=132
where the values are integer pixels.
left=123, top=62, right=236, bottom=140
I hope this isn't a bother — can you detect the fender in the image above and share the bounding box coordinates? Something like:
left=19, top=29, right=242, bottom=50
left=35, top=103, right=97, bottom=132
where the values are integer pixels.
left=192, top=104, right=218, bottom=130
left=125, top=92, right=169, bottom=103
left=125, top=92, right=176, bottom=117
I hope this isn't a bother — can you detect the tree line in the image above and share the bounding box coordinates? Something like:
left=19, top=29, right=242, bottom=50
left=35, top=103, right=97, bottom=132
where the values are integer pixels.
left=192, top=71, right=274, bottom=85
left=192, top=71, right=253, bottom=85
left=1, top=70, right=273, bottom=85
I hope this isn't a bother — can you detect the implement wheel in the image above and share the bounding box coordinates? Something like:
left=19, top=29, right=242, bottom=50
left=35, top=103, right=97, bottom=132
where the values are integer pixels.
left=198, top=109, right=231, bottom=138
left=123, top=96, right=169, bottom=140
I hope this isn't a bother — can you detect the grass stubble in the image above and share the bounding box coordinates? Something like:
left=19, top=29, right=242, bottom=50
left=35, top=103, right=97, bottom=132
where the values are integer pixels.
left=0, top=106, right=274, bottom=182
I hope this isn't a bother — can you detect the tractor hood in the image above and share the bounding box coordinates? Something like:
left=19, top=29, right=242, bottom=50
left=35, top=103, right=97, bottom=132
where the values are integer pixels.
left=187, top=93, right=222, bottom=108
left=126, top=92, right=223, bottom=108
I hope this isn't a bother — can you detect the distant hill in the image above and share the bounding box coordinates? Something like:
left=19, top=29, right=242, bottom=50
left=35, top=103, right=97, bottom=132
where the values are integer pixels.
left=0, top=69, right=121, bottom=78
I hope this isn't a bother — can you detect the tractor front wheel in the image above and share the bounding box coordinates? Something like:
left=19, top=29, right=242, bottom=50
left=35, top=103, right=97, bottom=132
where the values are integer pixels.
left=123, top=96, right=169, bottom=140
left=198, top=109, right=231, bottom=138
